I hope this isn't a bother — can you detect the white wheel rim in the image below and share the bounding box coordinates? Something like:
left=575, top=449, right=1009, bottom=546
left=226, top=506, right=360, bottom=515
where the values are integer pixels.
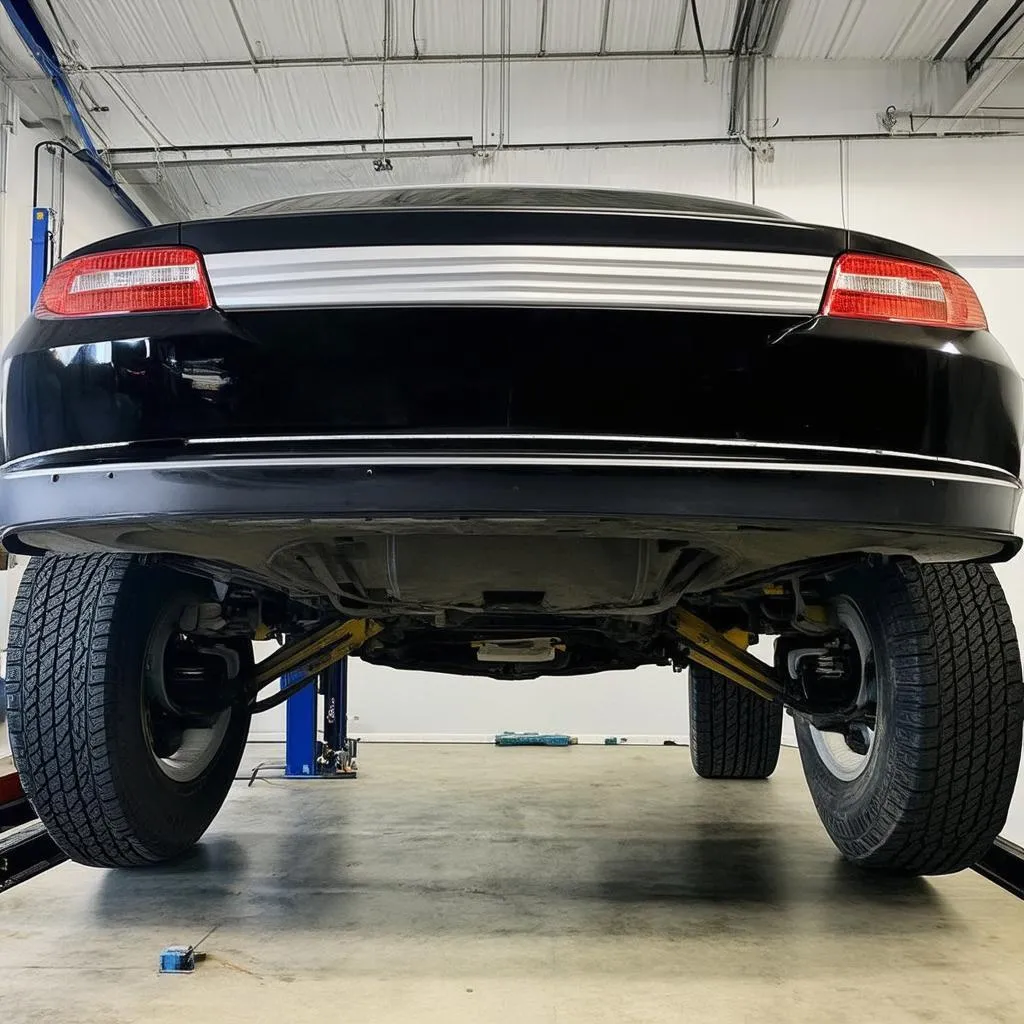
left=809, top=598, right=876, bottom=783
left=151, top=716, right=230, bottom=784
left=141, top=599, right=231, bottom=784
left=810, top=726, right=873, bottom=781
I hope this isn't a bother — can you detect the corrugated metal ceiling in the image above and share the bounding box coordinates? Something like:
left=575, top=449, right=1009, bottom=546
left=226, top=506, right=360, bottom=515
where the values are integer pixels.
left=773, top=0, right=1021, bottom=60
left=28, top=0, right=1013, bottom=68
left=1, top=0, right=1022, bottom=221
left=31, top=0, right=749, bottom=67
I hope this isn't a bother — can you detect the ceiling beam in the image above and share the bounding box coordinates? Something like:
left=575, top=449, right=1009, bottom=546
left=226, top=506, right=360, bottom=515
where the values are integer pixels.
left=6, top=48, right=732, bottom=81
left=933, top=0, right=992, bottom=61
left=946, top=5, right=1024, bottom=125
left=727, top=0, right=760, bottom=136
left=108, top=136, right=477, bottom=168
left=966, top=0, right=1024, bottom=75
left=727, top=0, right=789, bottom=135
left=111, top=124, right=1024, bottom=176
left=756, top=0, right=790, bottom=56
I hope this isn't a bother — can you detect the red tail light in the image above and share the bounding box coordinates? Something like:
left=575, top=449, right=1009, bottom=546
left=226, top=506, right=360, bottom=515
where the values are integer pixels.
left=36, top=247, right=212, bottom=318
left=820, top=252, right=986, bottom=330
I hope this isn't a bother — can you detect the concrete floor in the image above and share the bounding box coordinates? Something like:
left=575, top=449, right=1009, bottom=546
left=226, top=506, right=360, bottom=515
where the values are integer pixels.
left=2, top=744, right=1023, bottom=1023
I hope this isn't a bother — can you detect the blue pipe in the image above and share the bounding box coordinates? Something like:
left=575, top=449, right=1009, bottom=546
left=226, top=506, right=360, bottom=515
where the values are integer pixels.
left=1, top=0, right=152, bottom=227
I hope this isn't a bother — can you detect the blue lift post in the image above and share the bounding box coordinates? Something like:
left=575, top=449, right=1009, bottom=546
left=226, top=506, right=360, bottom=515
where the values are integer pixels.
left=282, top=668, right=318, bottom=778
left=283, top=658, right=357, bottom=779
left=30, top=207, right=50, bottom=306
left=323, top=658, right=348, bottom=759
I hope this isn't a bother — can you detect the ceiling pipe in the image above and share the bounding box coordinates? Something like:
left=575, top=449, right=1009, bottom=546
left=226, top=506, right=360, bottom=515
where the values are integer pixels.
left=12, top=49, right=733, bottom=81
left=0, top=0, right=151, bottom=226
left=109, top=126, right=1024, bottom=172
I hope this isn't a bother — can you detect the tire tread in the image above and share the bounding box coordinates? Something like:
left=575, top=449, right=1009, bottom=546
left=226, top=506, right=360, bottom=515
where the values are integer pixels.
left=7, top=554, right=149, bottom=866
left=7, top=554, right=249, bottom=868
left=798, top=560, right=1023, bottom=875
left=689, top=664, right=783, bottom=779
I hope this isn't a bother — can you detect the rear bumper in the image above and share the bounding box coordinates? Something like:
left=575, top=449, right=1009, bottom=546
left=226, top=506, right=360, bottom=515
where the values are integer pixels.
left=2, top=300, right=1021, bottom=566
left=2, top=307, right=1022, bottom=475
left=2, top=444, right=1019, bottom=564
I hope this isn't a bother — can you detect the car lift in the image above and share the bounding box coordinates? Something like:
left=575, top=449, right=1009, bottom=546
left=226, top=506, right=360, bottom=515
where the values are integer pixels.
left=281, top=659, right=360, bottom=779
left=1, top=756, right=69, bottom=893
left=2, top=610, right=1024, bottom=894
left=669, top=608, right=783, bottom=701
left=245, top=617, right=382, bottom=781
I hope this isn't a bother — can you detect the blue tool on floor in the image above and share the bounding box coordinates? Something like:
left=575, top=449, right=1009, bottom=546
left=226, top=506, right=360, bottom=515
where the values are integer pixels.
left=494, top=732, right=577, bottom=746
left=159, top=946, right=207, bottom=974
left=159, top=925, right=217, bottom=973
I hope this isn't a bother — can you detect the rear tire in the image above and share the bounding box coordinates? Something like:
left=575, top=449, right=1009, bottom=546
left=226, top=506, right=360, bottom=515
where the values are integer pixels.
left=6, top=554, right=250, bottom=867
left=689, top=663, right=783, bottom=779
left=795, top=560, right=1023, bottom=875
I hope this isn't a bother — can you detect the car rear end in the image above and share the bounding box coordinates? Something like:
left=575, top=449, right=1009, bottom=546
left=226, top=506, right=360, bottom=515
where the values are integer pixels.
left=5, top=186, right=1024, bottom=880
left=0, top=186, right=1020, bottom=595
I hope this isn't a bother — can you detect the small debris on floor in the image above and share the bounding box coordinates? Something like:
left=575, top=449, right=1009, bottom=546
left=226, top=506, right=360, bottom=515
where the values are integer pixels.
left=494, top=732, right=577, bottom=746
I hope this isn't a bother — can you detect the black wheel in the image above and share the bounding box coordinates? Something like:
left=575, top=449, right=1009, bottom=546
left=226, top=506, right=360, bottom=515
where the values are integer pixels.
left=689, top=663, right=783, bottom=779
left=6, top=554, right=251, bottom=867
left=795, top=560, right=1023, bottom=875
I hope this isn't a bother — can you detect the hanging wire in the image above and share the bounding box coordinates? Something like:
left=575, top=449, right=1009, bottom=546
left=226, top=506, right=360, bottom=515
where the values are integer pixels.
left=504, top=0, right=512, bottom=146
left=479, top=0, right=487, bottom=147
left=51, top=144, right=65, bottom=259
left=375, top=0, right=392, bottom=168
left=498, top=0, right=510, bottom=147
left=500, top=0, right=506, bottom=147
left=838, top=138, right=850, bottom=231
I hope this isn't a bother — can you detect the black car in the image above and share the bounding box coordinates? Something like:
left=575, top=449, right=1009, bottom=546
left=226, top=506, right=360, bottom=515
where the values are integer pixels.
left=1, top=185, right=1021, bottom=875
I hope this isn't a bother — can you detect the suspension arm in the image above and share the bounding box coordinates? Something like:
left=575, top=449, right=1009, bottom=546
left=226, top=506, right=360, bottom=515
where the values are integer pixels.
left=669, top=608, right=786, bottom=702
left=248, top=618, right=383, bottom=712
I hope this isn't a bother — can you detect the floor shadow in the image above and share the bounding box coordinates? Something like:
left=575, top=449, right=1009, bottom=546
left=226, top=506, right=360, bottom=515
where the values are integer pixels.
left=92, top=837, right=252, bottom=925
left=595, top=828, right=791, bottom=905
left=89, top=774, right=959, bottom=941
left=815, top=856, right=950, bottom=921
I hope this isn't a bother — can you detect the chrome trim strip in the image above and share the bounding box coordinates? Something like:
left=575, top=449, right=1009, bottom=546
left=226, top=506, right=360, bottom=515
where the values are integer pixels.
left=2, top=434, right=1018, bottom=484
left=2, top=440, right=135, bottom=465
left=5, top=454, right=1017, bottom=488
left=203, top=245, right=832, bottom=313
left=187, top=433, right=1017, bottom=481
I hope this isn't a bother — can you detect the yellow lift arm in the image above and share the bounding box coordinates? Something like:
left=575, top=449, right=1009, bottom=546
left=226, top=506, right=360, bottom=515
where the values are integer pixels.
left=669, top=608, right=786, bottom=702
